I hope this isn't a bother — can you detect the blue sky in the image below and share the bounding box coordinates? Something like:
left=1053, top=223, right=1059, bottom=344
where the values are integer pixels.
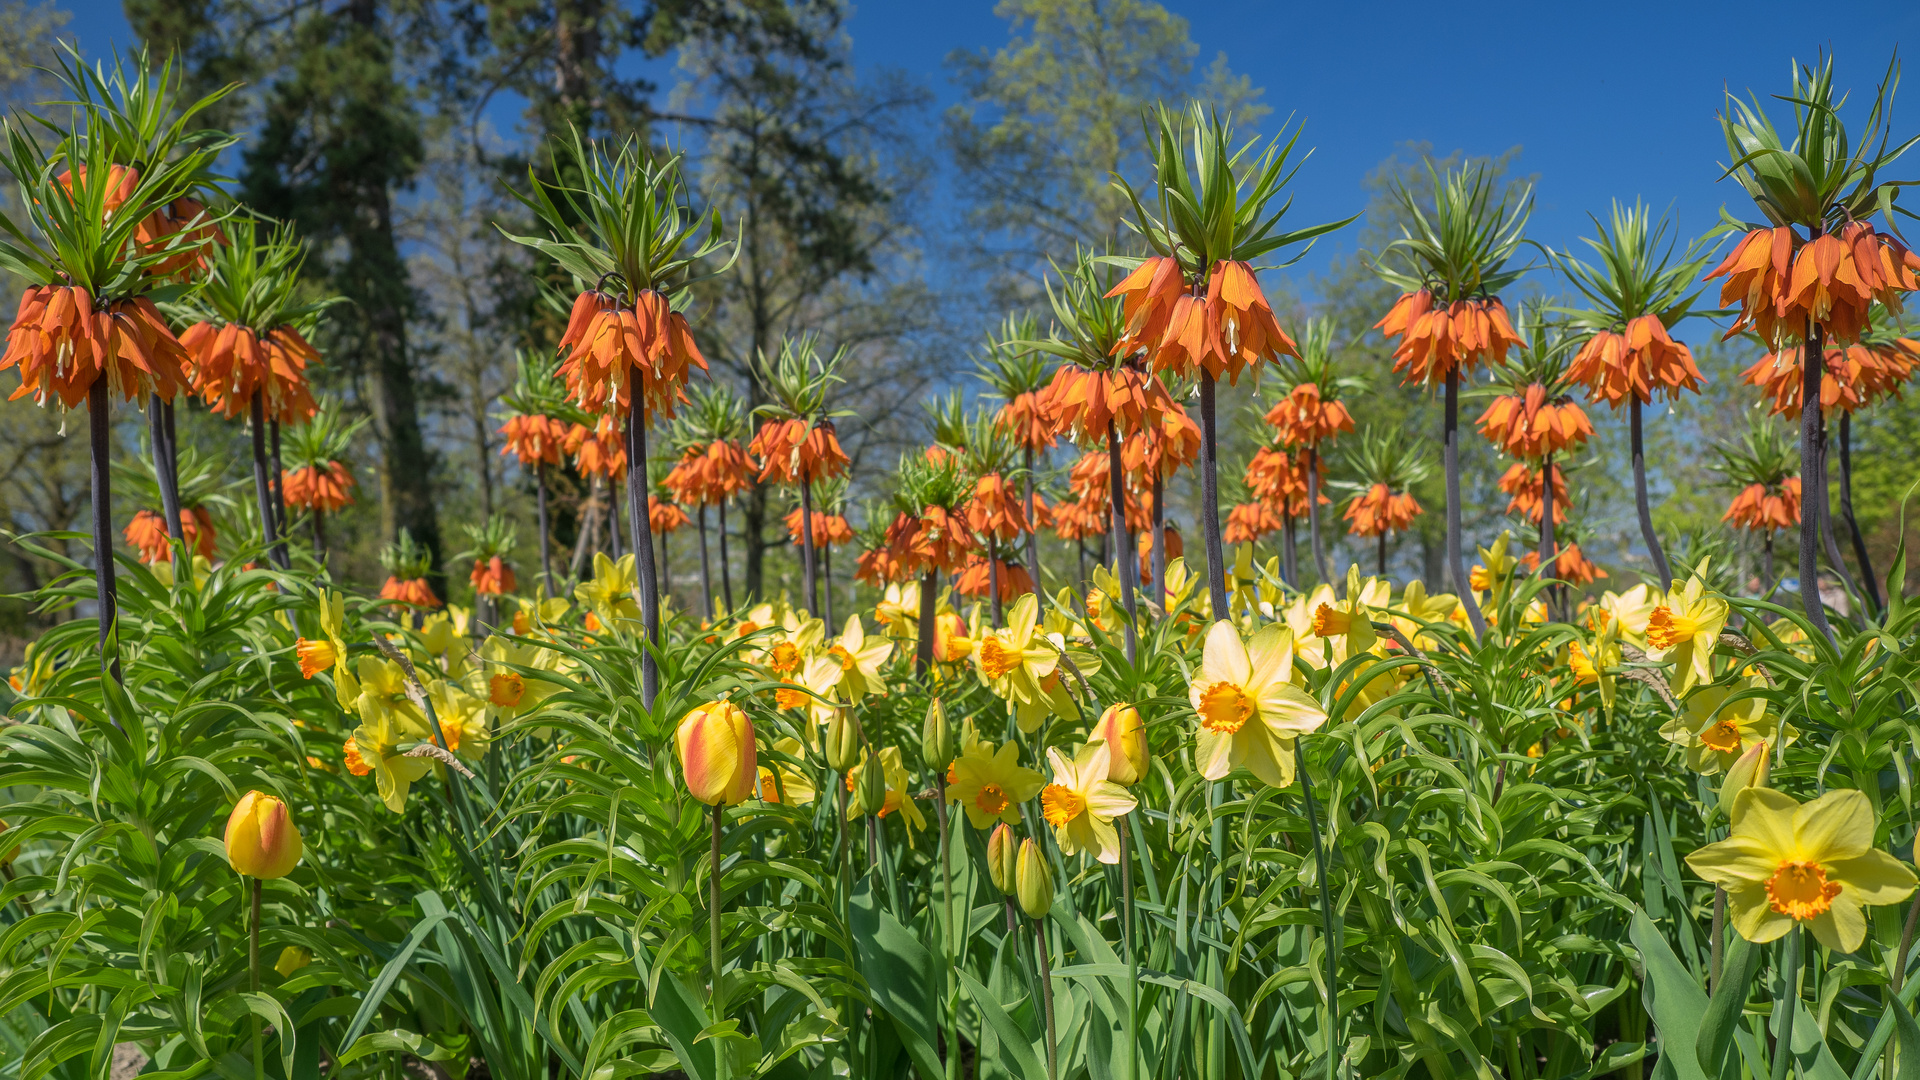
left=51, top=0, right=1920, bottom=288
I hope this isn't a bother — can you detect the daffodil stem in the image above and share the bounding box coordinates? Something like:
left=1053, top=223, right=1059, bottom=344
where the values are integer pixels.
left=934, top=776, right=958, bottom=1080
left=1797, top=318, right=1835, bottom=645
left=1770, top=925, right=1800, bottom=1080
left=1444, top=370, right=1486, bottom=639
left=1895, top=890, right=1920, bottom=995
left=710, top=803, right=724, bottom=1013
left=1711, top=886, right=1726, bottom=993
left=1035, top=918, right=1058, bottom=1080
left=1296, top=743, right=1338, bottom=1080
left=1120, top=819, right=1139, bottom=1080
left=249, top=876, right=263, bottom=1080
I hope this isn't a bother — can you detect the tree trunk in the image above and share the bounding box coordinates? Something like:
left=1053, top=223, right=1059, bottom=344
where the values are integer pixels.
left=1106, top=417, right=1137, bottom=663
left=1445, top=369, right=1487, bottom=637
left=1198, top=372, right=1227, bottom=619
left=1838, top=411, right=1882, bottom=613
left=89, top=380, right=120, bottom=683
left=1799, top=319, right=1835, bottom=642
left=625, top=412, right=658, bottom=707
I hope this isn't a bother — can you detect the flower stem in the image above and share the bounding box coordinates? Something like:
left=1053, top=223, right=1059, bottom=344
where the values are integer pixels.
left=718, top=497, right=735, bottom=612
left=624, top=412, right=659, bottom=707
left=1838, top=411, right=1882, bottom=614
left=698, top=503, right=714, bottom=618
left=710, top=803, right=724, bottom=1010
left=916, top=570, right=936, bottom=674
left=1798, top=317, right=1835, bottom=644
left=1035, top=917, right=1057, bottom=1080
left=1307, top=445, right=1330, bottom=586
left=1106, top=417, right=1138, bottom=664
left=800, top=476, right=819, bottom=616
left=536, top=465, right=551, bottom=598
left=1770, top=924, right=1800, bottom=1080
left=1444, top=370, right=1486, bottom=638
left=249, top=876, right=263, bottom=1080
left=1024, top=445, right=1042, bottom=594
left=88, top=380, right=120, bottom=685
left=1199, top=371, right=1228, bottom=619
left=934, top=776, right=958, bottom=1080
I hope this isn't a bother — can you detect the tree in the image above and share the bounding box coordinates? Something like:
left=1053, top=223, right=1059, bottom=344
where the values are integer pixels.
left=945, top=0, right=1265, bottom=294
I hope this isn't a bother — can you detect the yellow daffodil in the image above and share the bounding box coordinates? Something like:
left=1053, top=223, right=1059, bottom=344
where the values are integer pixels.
left=945, top=739, right=1045, bottom=829
left=757, top=737, right=817, bottom=806
left=781, top=654, right=848, bottom=739
left=732, top=600, right=782, bottom=638
left=971, top=594, right=1076, bottom=732
left=479, top=632, right=562, bottom=723
left=1646, top=563, right=1727, bottom=695
left=1392, top=579, right=1465, bottom=648
left=1593, top=583, right=1664, bottom=647
left=1041, top=742, right=1138, bottom=863
left=1567, top=614, right=1620, bottom=712
left=429, top=680, right=491, bottom=760
left=1281, top=583, right=1337, bottom=666
left=758, top=611, right=825, bottom=677
left=575, top=553, right=641, bottom=631
left=845, top=745, right=927, bottom=838
left=1309, top=564, right=1381, bottom=657
left=1470, top=531, right=1518, bottom=595
left=1659, top=678, right=1786, bottom=775
left=1042, top=587, right=1087, bottom=640
left=874, top=581, right=922, bottom=639
left=1085, top=564, right=1126, bottom=634
left=823, top=614, right=891, bottom=700
left=349, top=710, right=432, bottom=814
left=295, top=590, right=353, bottom=700
left=1686, top=788, right=1917, bottom=952
left=6, top=642, right=54, bottom=699
left=1190, top=621, right=1329, bottom=790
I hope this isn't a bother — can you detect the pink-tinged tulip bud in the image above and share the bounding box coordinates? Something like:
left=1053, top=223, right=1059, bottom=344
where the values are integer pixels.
left=675, top=701, right=758, bottom=806
left=225, top=790, right=304, bottom=879
left=1015, top=837, right=1053, bottom=918
left=986, top=823, right=1018, bottom=895
left=1719, top=740, right=1770, bottom=821
left=1092, top=703, right=1149, bottom=786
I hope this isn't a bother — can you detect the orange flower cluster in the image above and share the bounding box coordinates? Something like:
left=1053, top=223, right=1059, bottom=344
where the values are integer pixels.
left=2, top=287, right=189, bottom=408
left=1109, top=257, right=1296, bottom=382
left=1708, top=224, right=1920, bottom=346
left=566, top=418, right=628, bottom=481
left=649, top=495, right=690, bottom=534
left=1244, top=446, right=1324, bottom=518
left=1520, top=544, right=1606, bottom=586
left=1723, top=477, right=1802, bottom=532
left=1049, top=497, right=1106, bottom=543
left=956, top=555, right=1035, bottom=602
left=996, top=387, right=1058, bottom=451
left=1224, top=501, right=1285, bottom=543
left=854, top=543, right=896, bottom=586
left=283, top=462, right=356, bottom=512
left=1565, top=315, right=1701, bottom=406
left=1134, top=525, right=1184, bottom=585
left=1060, top=450, right=1149, bottom=532
left=1741, top=341, right=1918, bottom=418
left=1264, top=383, right=1354, bottom=448
left=1477, top=384, right=1594, bottom=458
left=556, top=289, right=706, bottom=418
left=1375, top=290, right=1522, bottom=385
left=1498, top=462, right=1568, bottom=525
left=499, top=414, right=571, bottom=467
left=380, top=576, right=441, bottom=609
left=180, top=322, right=321, bottom=423
left=55, top=165, right=223, bottom=279
left=665, top=439, right=755, bottom=505
left=1121, top=404, right=1202, bottom=482
left=470, top=556, right=518, bottom=596
left=1043, top=366, right=1174, bottom=442
left=784, top=507, right=854, bottom=548
left=751, top=419, right=850, bottom=485
left=124, top=506, right=216, bottom=564
left=968, top=472, right=1038, bottom=541
left=1343, top=483, right=1423, bottom=538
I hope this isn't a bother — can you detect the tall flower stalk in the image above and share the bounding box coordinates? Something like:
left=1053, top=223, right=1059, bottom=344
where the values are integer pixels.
left=502, top=129, right=732, bottom=706
left=498, top=349, right=576, bottom=599
left=1706, top=53, right=1919, bottom=637
left=1332, top=427, right=1430, bottom=577
left=0, top=50, right=229, bottom=677
left=1109, top=103, right=1354, bottom=617
left=667, top=381, right=754, bottom=617
left=1370, top=161, right=1532, bottom=637
left=1265, top=317, right=1361, bottom=585
left=978, top=313, right=1055, bottom=598
left=1557, top=199, right=1711, bottom=593
left=750, top=333, right=851, bottom=621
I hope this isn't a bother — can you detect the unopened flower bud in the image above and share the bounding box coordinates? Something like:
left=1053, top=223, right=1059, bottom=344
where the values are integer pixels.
left=854, top=746, right=888, bottom=814
left=922, top=698, right=957, bottom=771
left=986, top=823, right=1017, bottom=895
left=675, top=701, right=758, bottom=806
left=1015, top=838, right=1053, bottom=919
left=824, top=709, right=863, bottom=772
left=1092, top=703, right=1149, bottom=786
left=1719, top=740, right=1770, bottom=820
left=225, top=790, right=304, bottom=879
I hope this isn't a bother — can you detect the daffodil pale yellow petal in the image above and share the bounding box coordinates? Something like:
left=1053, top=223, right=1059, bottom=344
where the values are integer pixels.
left=1234, top=727, right=1297, bottom=790
left=1724, top=882, right=1795, bottom=943
left=1257, top=682, right=1329, bottom=738
left=1830, top=849, right=1919, bottom=906
left=1809, top=897, right=1868, bottom=953
left=1198, top=620, right=1253, bottom=691
left=1194, top=727, right=1237, bottom=782
left=1792, top=789, right=1876, bottom=864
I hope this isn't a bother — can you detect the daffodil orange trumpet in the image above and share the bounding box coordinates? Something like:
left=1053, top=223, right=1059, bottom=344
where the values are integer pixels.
left=1723, top=477, right=1801, bottom=532
left=283, top=462, right=356, bottom=512
left=1342, top=483, right=1422, bottom=538
left=181, top=321, right=321, bottom=423
left=2, top=286, right=191, bottom=409
left=751, top=417, right=851, bottom=484
left=125, top=506, right=217, bottom=563
left=1564, top=314, right=1701, bottom=406
left=555, top=288, right=706, bottom=418
left=498, top=413, right=571, bottom=467
left=1375, top=289, right=1522, bottom=386
left=1476, top=384, right=1593, bottom=458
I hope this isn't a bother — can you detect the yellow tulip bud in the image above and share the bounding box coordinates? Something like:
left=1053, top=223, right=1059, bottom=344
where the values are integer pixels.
left=274, top=946, right=313, bottom=978
left=824, top=709, right=863, bottom=772
left=675, top=701, right=758, bottom=806
left=922, top=698, right=957, bottom=771
left=1015, top=838, right=1053, bottom=919
left=986, top=823, right=1018, bottom=894
left=1091, top=703, right=1149, bottom=786
left=1719, top=739, right=1771, bottom=820
left=224, top=790, right=304, bottom=879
